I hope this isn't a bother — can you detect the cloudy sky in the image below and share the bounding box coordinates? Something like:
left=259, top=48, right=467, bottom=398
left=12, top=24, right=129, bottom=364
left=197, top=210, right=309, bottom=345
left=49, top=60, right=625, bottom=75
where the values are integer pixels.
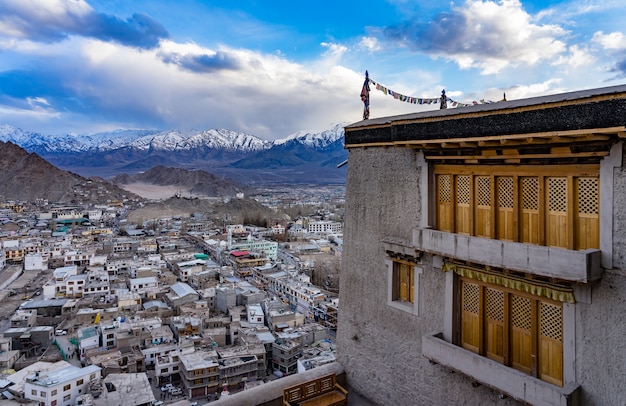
left=1, top=0, right=625, bottom=140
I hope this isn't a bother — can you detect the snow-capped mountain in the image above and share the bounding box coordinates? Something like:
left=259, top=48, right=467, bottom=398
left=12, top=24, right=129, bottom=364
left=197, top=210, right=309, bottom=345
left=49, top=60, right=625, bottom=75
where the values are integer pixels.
left=275, top=123, right=347, bottom=149
left=0, top=126, right=271, bottom=154
left=0, top=124, right=348, bottom=185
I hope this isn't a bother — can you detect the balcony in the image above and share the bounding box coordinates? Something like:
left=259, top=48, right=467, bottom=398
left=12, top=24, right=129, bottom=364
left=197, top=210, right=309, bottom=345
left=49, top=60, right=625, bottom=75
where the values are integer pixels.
left=413, top=228, right=602, bottom=283
left=422, top=332, right=580, bottom=406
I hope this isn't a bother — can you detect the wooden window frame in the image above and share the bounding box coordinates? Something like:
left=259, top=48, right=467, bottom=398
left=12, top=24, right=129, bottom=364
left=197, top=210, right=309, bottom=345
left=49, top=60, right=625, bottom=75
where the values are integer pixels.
left=459, top=276, right=564, bottom=386
left=386, top=257, right=421, bottom=316
left=434, top=164, right=599, bottom=250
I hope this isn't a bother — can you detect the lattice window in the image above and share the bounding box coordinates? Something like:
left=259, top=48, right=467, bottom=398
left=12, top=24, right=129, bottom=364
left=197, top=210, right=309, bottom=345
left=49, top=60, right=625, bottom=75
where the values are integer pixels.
left=521, top=177, right=538, bottom=210
left=476, top=176, right=491, bottom=206
left=486, top=288, right=504, bottom=322
left=577, top=177, right=599, bottom=215
left=548, top=177, right=567, bottom=212
left=511, top=295, right=531, bottom=331
left=435, top=166, right=600, bottom=249
left=458, top=276, right=564, bottom=387
left=540, top=302, right=563, bottom=341
left=462, top=282, right=479, bottom=313
left=438, top=175, right=451, bottom=203
left=457, top=176, right=470, bottom=205
left=497, top=177, right=514, bottom=209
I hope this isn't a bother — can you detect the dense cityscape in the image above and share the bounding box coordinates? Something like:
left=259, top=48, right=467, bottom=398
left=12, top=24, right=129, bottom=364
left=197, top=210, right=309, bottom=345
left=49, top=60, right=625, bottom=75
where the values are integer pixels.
left=0, top=185, right=346, bottom=405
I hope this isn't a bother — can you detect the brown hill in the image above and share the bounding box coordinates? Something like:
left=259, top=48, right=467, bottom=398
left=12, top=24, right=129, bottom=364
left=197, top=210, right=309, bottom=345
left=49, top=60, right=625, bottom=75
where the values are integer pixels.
left=112, top=165, right=253, bottom=197
left=0, top=141, right=141, bottom=203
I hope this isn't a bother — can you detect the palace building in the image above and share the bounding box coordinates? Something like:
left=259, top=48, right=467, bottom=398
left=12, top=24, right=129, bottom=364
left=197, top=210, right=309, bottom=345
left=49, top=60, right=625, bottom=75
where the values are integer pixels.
left=337, top=84, right=626, bottom=405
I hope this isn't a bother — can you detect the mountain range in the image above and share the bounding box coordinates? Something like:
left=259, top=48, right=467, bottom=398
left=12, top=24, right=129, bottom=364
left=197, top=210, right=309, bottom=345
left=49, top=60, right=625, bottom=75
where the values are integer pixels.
left=0, top=124, right=348, bottom=185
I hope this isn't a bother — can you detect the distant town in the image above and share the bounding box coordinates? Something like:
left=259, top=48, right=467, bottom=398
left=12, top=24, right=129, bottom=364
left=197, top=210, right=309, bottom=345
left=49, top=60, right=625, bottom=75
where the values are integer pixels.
left=0, top=185, right=346, bottom=405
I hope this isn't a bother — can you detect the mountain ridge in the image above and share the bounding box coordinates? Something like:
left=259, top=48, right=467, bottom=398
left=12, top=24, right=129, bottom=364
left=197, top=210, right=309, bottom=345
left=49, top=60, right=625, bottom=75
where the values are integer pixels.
left=0, top=141, right=142, bottom=203
left=0, top=123, right=348, bottom=185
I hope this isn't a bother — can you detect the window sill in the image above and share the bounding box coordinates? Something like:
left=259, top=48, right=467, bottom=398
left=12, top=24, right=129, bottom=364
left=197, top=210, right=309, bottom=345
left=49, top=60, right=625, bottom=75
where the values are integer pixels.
left=413, top=228, right=601, bottom=283
left=422, top=332, right=580, bottom=406
left=387, top=299, right=418, bottom=316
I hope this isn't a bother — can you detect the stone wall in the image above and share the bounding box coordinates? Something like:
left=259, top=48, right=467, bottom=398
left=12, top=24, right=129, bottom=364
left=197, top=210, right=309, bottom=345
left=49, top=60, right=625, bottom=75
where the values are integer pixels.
left=337, top=145, right=626, bottom=405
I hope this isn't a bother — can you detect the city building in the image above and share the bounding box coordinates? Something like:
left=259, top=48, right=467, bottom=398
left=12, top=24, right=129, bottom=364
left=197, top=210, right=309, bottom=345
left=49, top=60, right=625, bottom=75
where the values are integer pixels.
left=338, top=84, right=626, bottom=405
left=307, top=220, right=342, bottom=234
left=179, top=349, right=220, bottom=398
left=24, top=364, right=101, bottom=406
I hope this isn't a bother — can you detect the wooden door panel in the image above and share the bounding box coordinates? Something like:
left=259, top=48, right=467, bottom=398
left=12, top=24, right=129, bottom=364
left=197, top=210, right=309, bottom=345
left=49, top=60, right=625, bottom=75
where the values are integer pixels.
left=575, top=177, right=599, bottom=249
left=510, top=295, right=532, bottom=374
left=456, top=176, right=471, bottom=235
left=521, top=177, right=540, bottom=244
left=437, top=175, right=454, bottom=232
left=461, top=281, right=480, bottom=353
left=485, top=288, right=504, bottom=363
left=497, top=209, right=514, bottom=241
left=547, top=177, right=569, bottom=248
left=539, top=302, right=563, bottom=387
left=496, top=177, right=515, bottom=241
left=475, top=176, right=492, bottom=238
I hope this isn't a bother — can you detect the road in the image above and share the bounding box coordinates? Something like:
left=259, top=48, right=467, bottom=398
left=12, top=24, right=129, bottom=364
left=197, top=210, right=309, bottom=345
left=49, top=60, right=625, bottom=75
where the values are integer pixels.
left=0, top=266, right=49, bottom=320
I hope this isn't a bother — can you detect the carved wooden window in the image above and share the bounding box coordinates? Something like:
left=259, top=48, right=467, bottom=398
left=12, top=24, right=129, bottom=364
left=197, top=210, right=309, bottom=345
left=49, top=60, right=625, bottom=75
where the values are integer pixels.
left=434, top=165, right=599, bottom=250
left=460, top=277, right=563, bottom=387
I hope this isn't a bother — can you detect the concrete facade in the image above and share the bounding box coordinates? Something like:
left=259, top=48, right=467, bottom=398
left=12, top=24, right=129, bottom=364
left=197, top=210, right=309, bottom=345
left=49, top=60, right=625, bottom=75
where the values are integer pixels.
left=337, top=85, right=626, bottom=406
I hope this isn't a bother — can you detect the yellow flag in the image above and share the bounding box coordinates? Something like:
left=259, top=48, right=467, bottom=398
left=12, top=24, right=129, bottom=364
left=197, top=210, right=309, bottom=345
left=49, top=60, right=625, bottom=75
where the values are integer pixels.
left=94, top=313, right=100, bottom=324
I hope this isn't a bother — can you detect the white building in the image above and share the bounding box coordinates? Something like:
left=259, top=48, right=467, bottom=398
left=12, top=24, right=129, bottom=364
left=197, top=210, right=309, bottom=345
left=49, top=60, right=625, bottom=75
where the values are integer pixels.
left=24, top=364, right=101, bottom=406
left=77, top=326, right=100, bottom=361
left=65, top=274, right=87, bottom=298
left=85, top=209, right=103, bottom=221
left=246, top=304, right=265, bottom=327
left=176, top=259, right=205, bottom=282
left=129, top=276, right=158, bottom=292
left=307, top=220, right=342, bottom=234
left=42, top=265, right=78, bottom=299
left=24, top=253, right=46, bottom=271
left=272, top=224, right=285, bottom=235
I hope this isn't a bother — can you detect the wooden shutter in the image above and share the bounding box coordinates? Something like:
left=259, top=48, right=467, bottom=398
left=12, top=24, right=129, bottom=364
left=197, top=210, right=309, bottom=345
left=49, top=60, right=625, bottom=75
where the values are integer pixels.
left=475, top=176, right=492, bottom=237
left=461, top=281, right=480, bottom=353
left=456, top=175, right=471, bottom=235
left=485, top=288, right=505, bottom=363
left=437, top=175, right=454, bottom=232
left=497, top=176, right=515, bottom=240
left=547, top=177, right=569, bottom=248
left=510, top=294, right=532, bottom=375
left=539, top=301, right=563, bottom=386
left=521, top=177, right=540, bottom=244
left=398, top=263, right=412, bottom=302
left=575, top=177, right=599, bottom=249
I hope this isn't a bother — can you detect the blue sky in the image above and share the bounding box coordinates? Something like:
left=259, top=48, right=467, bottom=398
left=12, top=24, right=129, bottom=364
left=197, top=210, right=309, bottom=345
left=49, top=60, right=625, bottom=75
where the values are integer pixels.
left=1, top=0, right=626, bottom=140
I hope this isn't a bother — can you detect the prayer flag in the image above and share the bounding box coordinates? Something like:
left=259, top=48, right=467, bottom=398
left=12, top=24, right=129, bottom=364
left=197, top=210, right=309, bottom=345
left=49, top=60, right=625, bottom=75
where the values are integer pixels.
left=360, top=71, right=370, bottom=120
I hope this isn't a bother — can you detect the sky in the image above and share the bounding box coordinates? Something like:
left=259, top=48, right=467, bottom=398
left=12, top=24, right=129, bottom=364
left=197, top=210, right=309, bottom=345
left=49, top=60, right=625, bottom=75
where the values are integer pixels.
left=1, top=0, right=626, bottom=141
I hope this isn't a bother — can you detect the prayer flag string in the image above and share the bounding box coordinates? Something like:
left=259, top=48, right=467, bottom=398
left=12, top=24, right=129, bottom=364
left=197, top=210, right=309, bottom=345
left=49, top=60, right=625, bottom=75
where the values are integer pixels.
left=360, top=73, right=506, bottom=120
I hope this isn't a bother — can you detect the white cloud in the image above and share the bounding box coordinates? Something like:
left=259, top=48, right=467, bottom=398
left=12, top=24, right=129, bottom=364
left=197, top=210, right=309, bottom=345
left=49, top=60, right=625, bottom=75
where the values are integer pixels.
left=593, top=31, right=626, bottom=50
left=552, top=44, right=596, bottom=68
left=359, top=36, right=381, bottom=52
left=502, top=79, right=565, bottom=100
left=11, top=35, right=365, bottom=139
left=450, top=0, right=567, bottom=72
left=384, top=0, right=568, bottom=74
left=0, top=0, right=92, bottom=39
left=320, top=42, right=348, bottom=58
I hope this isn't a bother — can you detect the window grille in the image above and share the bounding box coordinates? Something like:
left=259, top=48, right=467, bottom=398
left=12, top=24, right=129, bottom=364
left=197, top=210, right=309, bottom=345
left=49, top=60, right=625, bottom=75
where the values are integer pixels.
left=434, top=166, right=599, bottom=250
